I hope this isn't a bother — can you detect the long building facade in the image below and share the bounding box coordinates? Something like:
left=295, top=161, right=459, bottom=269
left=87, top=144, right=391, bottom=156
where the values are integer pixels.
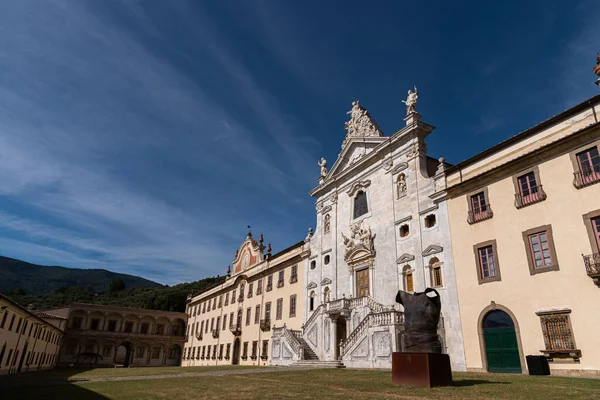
left=47, top=303, right=186, bottom=368
left=445, top=94, right=600, bottom=375
left=183, top=233, right=309, bottom=366
left=0, top=293, right=65, bottom=375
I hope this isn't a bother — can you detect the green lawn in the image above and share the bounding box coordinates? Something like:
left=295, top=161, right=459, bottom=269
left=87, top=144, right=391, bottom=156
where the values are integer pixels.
left=2, top=367, right=599, bottom=400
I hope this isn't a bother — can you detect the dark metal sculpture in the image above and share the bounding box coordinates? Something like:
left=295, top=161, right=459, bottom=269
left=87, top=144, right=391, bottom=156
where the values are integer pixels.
left=395, top=288, right=442, bottom=353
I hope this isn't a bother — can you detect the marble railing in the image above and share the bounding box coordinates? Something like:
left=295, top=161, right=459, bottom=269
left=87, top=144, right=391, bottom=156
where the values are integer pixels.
left=340, top=310, right=404, bottom=356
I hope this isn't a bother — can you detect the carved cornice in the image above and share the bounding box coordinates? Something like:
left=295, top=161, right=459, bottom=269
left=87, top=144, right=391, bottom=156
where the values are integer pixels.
left=396, top=253, right=415, bottom=263
left=394, top=215, right=413, bottom=225
left=421, top=245, right=443, bottom=257
left=346, top=180, right=371, bottom=197
left=320, top=278, right=332, bottom=285
left=390, top=162, right=409, bottom=175
left=321, top=205, right=332, bottom=214
left=306, top=282, right=317, bottom=290
left=419, top=204, right=439, bottom=215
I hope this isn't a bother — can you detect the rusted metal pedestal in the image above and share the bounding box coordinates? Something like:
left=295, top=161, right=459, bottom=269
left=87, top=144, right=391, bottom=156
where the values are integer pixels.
left=392, top=352, right=452, bottom=388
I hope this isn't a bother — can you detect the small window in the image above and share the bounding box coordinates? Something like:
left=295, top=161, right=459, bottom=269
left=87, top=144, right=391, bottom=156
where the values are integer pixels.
left=265, top=302, right=271, bottom=321
left=310, top=260, right=316, bottom=270
left=399, top=224, right=410, bottom=237
left=289, top=295, right=297, bottom=318
left=537, top=311, right=580, bottom=359
left=246, top=307, right=251, bottom=326
left=255, top=305, right=261, bottom=324
left=309, top=291, right=315, bottom=311
left=474, top=240, right=501, bottom=284
left=429, top=258, right=443, bottom=287
left=424, top=214, right=436, bottom=228
left=403, top=266, right=414, bottom=292
left=574, top=146, right=600, bottom=188
left=324, top=255, right=330, bottom=265
left=523, top=225, right=559, bottom=275
left=324, top=214, right=331, bottom=234
left=242, top=342, right=248, bottom=360
left=276, top=298, right=283, bottom=320
left=290, top=265, right=298, bottom=283
left=468, top=190, right=492, bottom=224
left=353, top=191, right=369, bottom=219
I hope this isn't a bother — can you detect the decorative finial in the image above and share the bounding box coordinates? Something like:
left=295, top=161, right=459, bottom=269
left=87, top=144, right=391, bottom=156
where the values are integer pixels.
left=247, top=225, right=252, bottom=237
left=234, top=249, right=239, bottom=258
left=259, top=233, right=264, bottom=245
left=402, top=85, right=418, bottom=116
left=226, top=265, right=231, bottom=278
left=438, top=157, right=445, bottom=164
left=266, top=243, right=272, bottom=255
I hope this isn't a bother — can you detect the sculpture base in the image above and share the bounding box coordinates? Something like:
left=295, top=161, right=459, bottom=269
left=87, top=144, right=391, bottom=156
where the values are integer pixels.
left=392, top=352, right=452, bottom=388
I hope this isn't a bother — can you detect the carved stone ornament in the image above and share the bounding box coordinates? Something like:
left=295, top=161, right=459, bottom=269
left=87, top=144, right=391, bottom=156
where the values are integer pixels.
left=341, top=100, right=384, bottom=149
left=422, top=245, right=443, bottom=257
left=396, top=253, right=415, bottom=264
left=346, top=180, right=371, bottom=197
left=320, top=277, right=332, bottom=285
left=315, top=201, right=323, bottom=211
left=321, top=205, right=332, bottom=214
left=330, top=192, right=338, bottom=204
left=306, top=282, right=317, bottom=290
left=406, top=144, right=419, bottom=159
left=341, top=220, right=376, bottom=263
left=382, top=157, right=393, bottom=171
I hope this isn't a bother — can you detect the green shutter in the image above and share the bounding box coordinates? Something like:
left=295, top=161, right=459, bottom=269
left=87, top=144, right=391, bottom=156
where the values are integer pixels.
left=483, top=327, right=522, bottom=373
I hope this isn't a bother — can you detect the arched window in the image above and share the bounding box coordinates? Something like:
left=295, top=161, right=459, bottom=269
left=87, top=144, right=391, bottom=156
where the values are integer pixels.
left=403, top=265, right=414, bottom=292
left=429, top=257, right=443, bottom=287
left=397, top=173, right=407, bottom=198
left=309, top=291, right=316, bottom=311
left=353, top=191, right=368, bottom=219
left=323, top=287, right=331, bottom=303
left=324, top=214, right=331, bottom=234
left=310, top=260, right=316, bottom=270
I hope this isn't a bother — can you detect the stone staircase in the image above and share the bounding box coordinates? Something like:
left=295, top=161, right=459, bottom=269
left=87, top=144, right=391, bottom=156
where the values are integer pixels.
left=300, top=339, right=319, bottom=360
left=293, top=360, right=346, bottom=368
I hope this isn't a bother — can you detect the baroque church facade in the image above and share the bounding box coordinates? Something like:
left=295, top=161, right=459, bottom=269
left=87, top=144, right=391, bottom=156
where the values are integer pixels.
left=298, top=98, right=466, bottom=370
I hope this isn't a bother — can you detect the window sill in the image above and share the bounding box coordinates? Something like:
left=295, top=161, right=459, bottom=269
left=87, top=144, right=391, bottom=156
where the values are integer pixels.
left=541, top=349, right=581, bottom=362
left=350, top=211, right=372, bottom=225
left=477, top=275, right=502, bottom=285
left=529, top=264, right=560, bottom=276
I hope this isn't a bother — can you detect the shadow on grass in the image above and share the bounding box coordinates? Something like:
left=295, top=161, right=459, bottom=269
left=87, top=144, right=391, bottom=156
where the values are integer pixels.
left=0, top=368, right=110, bottom=400
left=452, top=379, right=511, bottom=387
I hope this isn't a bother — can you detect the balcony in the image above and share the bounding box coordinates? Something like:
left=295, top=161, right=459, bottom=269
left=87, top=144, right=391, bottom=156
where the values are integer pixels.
left=573, top=165, right=600, bottom=189
left=289, top=275, right=298, bottom=284
left=266, top=284, right=273, bottom=292
left=212, top=329, right=219, bottom=339
left=260, top=319, right=271, bottom=332
left=276, top=280, right=284, bottom=288
left=251, top=353, right=257, bottom=361
left=467, top=205, right=494, bottom=224
left=229, top=323, right=242, bottom=336
left=514, top=186, right=547, bottom=209
left=583, top=253, right=600, bottom=286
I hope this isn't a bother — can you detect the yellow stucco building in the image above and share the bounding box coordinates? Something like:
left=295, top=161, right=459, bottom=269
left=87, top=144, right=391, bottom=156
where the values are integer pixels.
left=445, top=94, right=600, bottom=375
left=182, top=231, right=309, bottom=366
left=0, top=293, right=65, bottom=375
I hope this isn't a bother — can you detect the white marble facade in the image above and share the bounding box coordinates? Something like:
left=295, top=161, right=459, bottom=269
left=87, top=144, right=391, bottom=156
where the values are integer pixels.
left=302, top=101, right=466, bottom=371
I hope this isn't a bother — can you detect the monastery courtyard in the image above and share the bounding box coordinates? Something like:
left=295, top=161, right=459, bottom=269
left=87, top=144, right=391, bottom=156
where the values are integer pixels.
left=1, top=366, right=599, bottom=400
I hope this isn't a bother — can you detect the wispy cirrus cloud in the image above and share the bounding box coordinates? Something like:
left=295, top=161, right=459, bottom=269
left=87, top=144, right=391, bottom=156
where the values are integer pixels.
left=0, top=0, right=318, bottom=284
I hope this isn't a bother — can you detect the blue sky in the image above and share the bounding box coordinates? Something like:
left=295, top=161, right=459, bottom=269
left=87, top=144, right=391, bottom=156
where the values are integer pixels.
left=0, top=1, right=597, bottom=285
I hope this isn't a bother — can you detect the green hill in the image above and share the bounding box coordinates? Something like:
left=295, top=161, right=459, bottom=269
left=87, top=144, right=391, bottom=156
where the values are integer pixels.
left=0, top=255, right=162, bottom=294
left=0, top=255, right=225, bottom=312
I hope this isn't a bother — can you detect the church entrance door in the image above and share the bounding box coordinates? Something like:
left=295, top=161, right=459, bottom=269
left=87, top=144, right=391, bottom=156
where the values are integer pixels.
left=232, top=338, right=241, bottom=365
left=356, top=268, right=370, bottom=297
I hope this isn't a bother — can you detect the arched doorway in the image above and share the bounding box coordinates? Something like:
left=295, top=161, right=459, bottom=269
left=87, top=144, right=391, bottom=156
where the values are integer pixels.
left=115, top=342, right=133, bottom=368
left=232, top=339, right=241, bottom=365
left=482, top=310, right=521, bottom=373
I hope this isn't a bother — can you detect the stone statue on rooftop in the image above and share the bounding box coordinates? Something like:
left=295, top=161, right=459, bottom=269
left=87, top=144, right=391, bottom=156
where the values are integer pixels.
left=318, top=157, right=327, bottom=177
left=402, top=85, right=419, bottom=115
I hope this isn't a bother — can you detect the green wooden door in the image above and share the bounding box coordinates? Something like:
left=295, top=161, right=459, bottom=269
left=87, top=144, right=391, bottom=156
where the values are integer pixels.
left=484, top=327, right=521, bottom=373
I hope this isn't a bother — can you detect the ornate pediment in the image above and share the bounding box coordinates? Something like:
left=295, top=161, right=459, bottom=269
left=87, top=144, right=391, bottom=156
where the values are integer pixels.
left=341, top=220, right=376, bottom=264
left=346, top=180, right=371, bottom=197
left=341, top=101, right=384, bottom=149
left=306, top=282, right=317, bottom=290
left=231, top=231, right=265, bottom=276
left=391, top=162, right=409, bottom=175
left=320, top=278, right=332, bottom=285
left=396, top=253, right=415, bottom=264
left=421, top=245, right=443, bottom=257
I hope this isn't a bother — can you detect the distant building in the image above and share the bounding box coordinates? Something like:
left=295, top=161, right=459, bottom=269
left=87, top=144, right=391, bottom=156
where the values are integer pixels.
left=445, top=94, right=600, bottom=374
left=182, top=232, right=309, bottom=366
left=46, top=303, right=186, bottom=368
left=0, top=293, right=65, bottom=375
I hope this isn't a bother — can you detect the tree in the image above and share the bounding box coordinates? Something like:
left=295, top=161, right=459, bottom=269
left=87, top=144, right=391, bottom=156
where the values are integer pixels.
left=109, top=278, right=126, bottom=293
